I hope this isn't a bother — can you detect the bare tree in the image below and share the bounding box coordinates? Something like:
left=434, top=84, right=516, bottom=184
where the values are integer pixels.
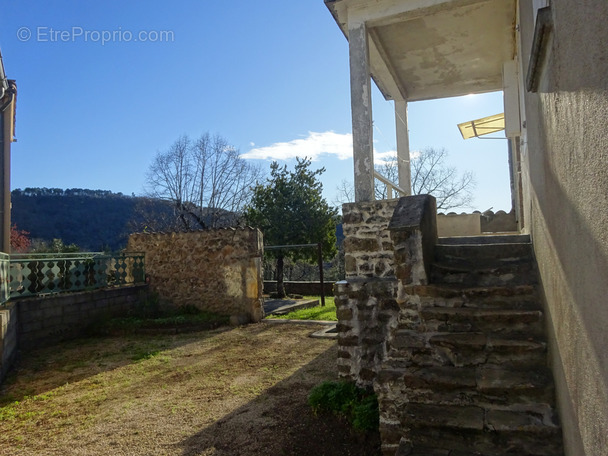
left=410, top=147, right=475, bottom=210
left=333, top=179, right=355, bottom=207
left=144, top=133, right=262, bottom=231
left=337, top=147, right=475, bottom=211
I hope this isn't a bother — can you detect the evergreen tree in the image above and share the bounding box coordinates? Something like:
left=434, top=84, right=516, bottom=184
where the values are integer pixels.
left=244, top=158, right=339, bottom=298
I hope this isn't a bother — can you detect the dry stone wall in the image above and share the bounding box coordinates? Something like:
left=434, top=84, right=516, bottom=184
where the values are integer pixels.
left=342, top=200, right=398, bottom=278
left=337, top=200, right=401, bottom=387
left=128, top=228, right=264, bottom=323
left=337, top=197, right=437, bottom=388
left=335, top=278, right=399, bottom=388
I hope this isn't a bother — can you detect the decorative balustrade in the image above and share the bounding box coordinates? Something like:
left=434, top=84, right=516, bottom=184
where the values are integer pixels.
left=0, top=253, right=9, bottom=305
left=8, top=252, right=145, bottom=299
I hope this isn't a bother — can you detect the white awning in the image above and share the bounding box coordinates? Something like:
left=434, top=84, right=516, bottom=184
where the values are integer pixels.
left=457, top=113, right=505, bottom=139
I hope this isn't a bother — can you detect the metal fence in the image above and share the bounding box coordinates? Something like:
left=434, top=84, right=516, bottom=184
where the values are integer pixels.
left=7, top=252, right=145, bottom=299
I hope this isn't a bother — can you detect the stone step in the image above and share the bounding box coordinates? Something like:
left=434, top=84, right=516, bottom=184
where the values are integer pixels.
left=398, top=403, right=563, bottom=456
left=392, top=366, right=555, bottom=406
left=419, top=307, right=544, bottom=335
left=429, top=333, right=547, bottom=367
left=381, top=236, right=563, bottom=456
left=404, top=285, right=541, bottom=310
left=434, top=243, right=533, bottom=268
left=388, top=330, right=548, bottom=368
left=438, top=234, right=531, bottom=245
left=431, top=261, right=538, bottom=287
left=404, top=428, right=564, bottom=456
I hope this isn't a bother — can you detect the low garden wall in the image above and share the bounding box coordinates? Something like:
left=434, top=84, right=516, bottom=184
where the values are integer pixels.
left=128, top=228, right=264, bottom=324
left=0, top=284, right=148, bottom=385
left=263, top=280, right=334, bottom=296
left=0, top=302, right=18, bottom=382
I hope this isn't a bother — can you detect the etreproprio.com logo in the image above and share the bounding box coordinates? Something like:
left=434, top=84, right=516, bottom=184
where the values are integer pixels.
left=17, top=26, right=175, bottom=45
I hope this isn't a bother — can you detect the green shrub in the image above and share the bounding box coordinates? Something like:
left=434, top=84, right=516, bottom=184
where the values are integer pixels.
left=308, top=380, right=379, bottom=431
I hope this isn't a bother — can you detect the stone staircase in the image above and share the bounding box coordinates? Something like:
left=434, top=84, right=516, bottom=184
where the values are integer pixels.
left=377, top=234, right=564, bottom=456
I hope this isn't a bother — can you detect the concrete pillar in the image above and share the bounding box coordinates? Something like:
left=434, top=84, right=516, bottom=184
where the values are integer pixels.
left=0, top=84, right=13, bottom=254
left=394, top=99, right=412, bottom=195
left=348, top=21, right=374, bottom=202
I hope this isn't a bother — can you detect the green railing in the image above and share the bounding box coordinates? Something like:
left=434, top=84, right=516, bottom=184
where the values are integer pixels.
left=9, top=252, right=145, bottom=299
left=0, top=253, right=9, bottom=305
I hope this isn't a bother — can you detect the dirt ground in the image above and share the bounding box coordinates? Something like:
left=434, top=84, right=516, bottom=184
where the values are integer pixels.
left=0, top=323, right=381, bottom=456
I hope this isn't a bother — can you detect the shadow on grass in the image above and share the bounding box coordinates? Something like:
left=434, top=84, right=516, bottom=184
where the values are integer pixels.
left=0, top=325, right=232, bottom=405
left=176, top=344, right=381, bottom=456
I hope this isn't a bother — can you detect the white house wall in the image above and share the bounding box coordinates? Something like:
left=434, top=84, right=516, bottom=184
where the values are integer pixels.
left=517, top=1, right=608, bottom=454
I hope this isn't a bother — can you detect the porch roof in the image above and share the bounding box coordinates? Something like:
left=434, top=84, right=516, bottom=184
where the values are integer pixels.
left=325, top=0, right=517, bottom=101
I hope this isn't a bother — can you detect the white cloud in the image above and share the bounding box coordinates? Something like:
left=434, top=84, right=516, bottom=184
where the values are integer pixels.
left=241, top=131, right=419, bottom=166
left=241, top=131, right=353, bottom=161
left=374, top=150, right=397, bottom=165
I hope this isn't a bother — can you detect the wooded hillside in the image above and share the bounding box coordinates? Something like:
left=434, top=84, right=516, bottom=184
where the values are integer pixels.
left=11, top=188, right=173, bottom=251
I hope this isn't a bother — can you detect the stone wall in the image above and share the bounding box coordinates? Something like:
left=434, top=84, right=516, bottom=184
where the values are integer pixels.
left=128, top=228, right=264, bottom=324
left=338, top=200, right=400, bottom=387
left=335, top=278, right=399, bottom=387
left=342, top=200, right=398, bottom=278
left=336, top=197, right=436, bottom=388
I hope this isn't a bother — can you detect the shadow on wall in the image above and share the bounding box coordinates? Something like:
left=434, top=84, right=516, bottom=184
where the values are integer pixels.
left=527, top=125, right=608, bottom=454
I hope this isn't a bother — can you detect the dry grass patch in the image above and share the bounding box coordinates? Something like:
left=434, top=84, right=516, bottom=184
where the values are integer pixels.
left=0, top=323, right=380, bottom=456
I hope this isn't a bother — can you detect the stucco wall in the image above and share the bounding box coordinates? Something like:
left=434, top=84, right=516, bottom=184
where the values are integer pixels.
left=518, top=1, right=608, bottom=454
left=128, top=228, right=264, bottom=323
left=437, top=213, right=480, bottom=237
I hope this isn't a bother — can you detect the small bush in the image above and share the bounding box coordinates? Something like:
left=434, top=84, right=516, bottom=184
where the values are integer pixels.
left=308, top=381, right=379, bottom=431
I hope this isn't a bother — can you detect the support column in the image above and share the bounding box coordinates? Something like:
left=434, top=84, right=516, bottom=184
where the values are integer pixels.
left=0, top=82, right=14, bottom=254
left=394, top=99, right=411, bottom=195
left=348, top=21, right=374, bottom=202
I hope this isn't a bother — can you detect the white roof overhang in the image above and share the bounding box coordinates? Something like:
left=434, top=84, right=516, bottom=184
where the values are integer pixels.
left=326, top=0, right=517, bottom=101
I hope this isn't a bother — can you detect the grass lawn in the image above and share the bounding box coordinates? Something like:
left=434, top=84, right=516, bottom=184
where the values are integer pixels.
left=0, top=323, right=380, bottom=456
left=266, top=296, right=337, bottom=321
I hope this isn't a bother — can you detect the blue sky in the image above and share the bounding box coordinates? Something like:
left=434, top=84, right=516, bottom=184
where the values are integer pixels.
left=0, top=0, right=511, bottom=213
